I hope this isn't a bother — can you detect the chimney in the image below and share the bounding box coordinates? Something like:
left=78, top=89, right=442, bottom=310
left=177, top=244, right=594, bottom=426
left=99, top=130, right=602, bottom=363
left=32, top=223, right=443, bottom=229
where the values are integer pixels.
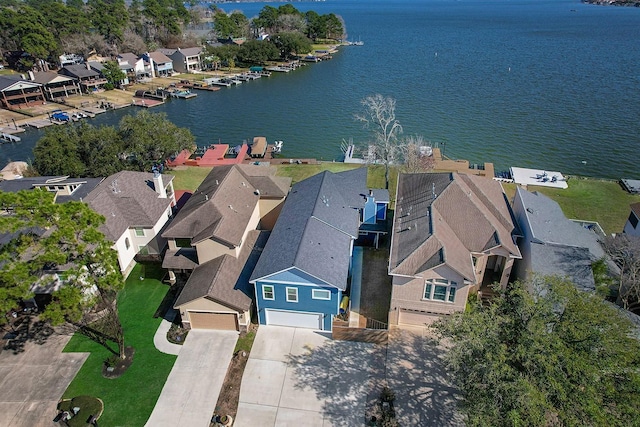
left=28, top=71, right=35, bottom=81
left=153, top=171, right=167, bottom=198
left=147, top=53, right=156, bottom=79
left=86, top=62, right=91, bottom=70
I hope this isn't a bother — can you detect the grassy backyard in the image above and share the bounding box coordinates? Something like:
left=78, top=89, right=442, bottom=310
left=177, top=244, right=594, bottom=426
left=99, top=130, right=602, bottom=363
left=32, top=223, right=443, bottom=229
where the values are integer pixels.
left=167, top=166, right=213, bottom=191
left=503, top=178, right=640, bottom=235
left=62, top=263, right=176, bottom=427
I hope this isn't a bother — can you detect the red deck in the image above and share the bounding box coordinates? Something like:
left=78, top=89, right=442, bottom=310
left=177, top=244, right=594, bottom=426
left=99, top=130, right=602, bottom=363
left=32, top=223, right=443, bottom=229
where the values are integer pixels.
left=166, top=149, right=191, bottom=167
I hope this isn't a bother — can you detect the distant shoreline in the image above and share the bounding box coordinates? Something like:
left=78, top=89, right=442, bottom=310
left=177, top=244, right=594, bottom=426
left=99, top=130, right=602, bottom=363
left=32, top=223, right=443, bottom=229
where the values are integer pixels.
left=582, top=0, right=640, bottom=6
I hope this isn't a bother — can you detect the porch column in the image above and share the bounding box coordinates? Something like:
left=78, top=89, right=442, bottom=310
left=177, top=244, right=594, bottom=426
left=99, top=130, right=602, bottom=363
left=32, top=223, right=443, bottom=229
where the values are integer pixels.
left=499, top=258, right=514, bottom=289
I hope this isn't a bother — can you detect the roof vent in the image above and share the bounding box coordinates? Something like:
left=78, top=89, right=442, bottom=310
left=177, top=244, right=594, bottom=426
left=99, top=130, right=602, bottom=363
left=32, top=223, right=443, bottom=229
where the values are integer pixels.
left=215, top=180, right=219, bottom=185
left=526, top=208, right=534, bottom=214
left=205, top=194, right=209, bottom=201
left=255, top=189, right=260, bottom=196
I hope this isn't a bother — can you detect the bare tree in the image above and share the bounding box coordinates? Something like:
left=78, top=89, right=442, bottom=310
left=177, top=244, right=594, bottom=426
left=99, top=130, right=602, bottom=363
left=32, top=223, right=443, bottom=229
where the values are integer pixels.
left=120, top=30, right=147, bottom=55
left=355, top=94, right=403, bottom=189
left=602, top=234, right=640, bottom=310
left=399, top=135, right=435, bottom=173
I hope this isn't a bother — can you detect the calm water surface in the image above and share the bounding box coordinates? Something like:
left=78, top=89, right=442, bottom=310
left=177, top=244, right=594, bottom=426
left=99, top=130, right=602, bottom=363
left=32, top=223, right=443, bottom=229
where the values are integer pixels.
left=3, top=0, right=640, bottom=178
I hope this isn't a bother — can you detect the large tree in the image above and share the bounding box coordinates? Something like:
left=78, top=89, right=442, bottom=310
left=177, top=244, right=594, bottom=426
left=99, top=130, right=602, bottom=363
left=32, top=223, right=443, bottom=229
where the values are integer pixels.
left=433, top=277, right=640, bottom=427
left=355, top=94, right=403, bottom=189
left=33, top=111, right=193, bottom=177
left=0, top=190, right=127, bottom=358
left=603, top=234, right=640, bottom=310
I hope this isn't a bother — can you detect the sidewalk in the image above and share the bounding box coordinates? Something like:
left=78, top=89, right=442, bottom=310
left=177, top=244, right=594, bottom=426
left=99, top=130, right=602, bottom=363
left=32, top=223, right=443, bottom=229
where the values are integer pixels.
left=153, top=309, right=182, bottom=356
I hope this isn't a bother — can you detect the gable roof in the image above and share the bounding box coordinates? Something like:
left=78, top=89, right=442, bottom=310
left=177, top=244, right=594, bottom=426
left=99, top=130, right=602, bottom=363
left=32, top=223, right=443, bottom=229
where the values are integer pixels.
left=389, top=173, right=521, bottom=280
left=516, top=187, right=605, bottom=260
left=84, top=171, right=173, bottom=241
left=631, top=202, right=640, bottom=218
left=177, top=47, right=202, bottom=57
left=250, top=168, right=367, bottom=290
left=148, top=51, right=173, bottom=64
left=162, top=165, right=290, bottom=246
left=31, top=72, right=75, bottom=85
left=173, top=230, right=266, bottom=311
left=530, top=243, right=595, bottom=292
left=0, top=75, right=41, bottom=91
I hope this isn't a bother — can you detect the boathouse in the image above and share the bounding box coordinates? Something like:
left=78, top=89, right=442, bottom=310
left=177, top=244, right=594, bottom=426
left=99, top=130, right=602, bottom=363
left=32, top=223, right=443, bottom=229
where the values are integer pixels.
left=250, top=136, right=268, bottom=158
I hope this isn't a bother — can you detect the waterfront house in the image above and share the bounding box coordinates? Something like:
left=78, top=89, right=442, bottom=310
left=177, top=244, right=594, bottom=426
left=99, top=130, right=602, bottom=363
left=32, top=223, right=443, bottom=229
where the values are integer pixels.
left=158, top=47, right=202, bottom=73
left=117, top=53, right=150, bottom=82
left=142, top=51, right=175, bottom=77
left=84, top=171, right=176, bottom=277
left=512, top=187, right=607, bottom=292
left=250, top=168, right=389, bottom=331
left=162, top=165, right=290, bottom=331
left=0, top=75, right=45, bottom=109
left=31, top=71, right=81, bottom=101
left=624, top=203, right=640, bottom=237
left=59, top=64, right=106, bottom=93
left=388, top=172, right=522, bottom=326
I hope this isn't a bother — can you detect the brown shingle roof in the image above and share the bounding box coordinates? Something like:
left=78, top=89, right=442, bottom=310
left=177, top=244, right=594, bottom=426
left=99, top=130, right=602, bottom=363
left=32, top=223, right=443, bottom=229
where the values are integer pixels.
left=162, top=165, right=290, bottom=245
left=390, top=173, right=520, bottom=280
left=84, top=171, right=173, bottom=241
left=631, top=202, right=640, bottom=218
left=174, top=230, right=267, bottom=311
left=148, top=51, right=172, bottom=64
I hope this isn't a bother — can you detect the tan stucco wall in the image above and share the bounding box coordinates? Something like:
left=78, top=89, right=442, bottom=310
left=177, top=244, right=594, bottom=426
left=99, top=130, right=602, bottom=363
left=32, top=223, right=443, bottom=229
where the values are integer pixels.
left=195, top=238, right=236, bottom=264
left=258, top=198, right=285, bottom=231
left=389, top=265, right=469, bottom=325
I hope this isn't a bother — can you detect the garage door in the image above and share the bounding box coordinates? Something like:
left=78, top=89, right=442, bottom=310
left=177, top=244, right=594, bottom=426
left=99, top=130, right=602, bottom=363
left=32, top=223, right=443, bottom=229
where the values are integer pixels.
left=265, top=309, right=323, bottom=330
left=398, top=309, right=440, bottom=327
left=189, top=311, right=238, bottom=331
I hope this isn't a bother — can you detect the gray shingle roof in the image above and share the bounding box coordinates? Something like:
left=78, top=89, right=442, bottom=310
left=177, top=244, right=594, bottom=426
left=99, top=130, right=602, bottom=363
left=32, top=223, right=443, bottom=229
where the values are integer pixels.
left=250, top=169, right=365, bottom=290
left=84, top=171, right=173, bottom=241
left=60, top=64, right=99, bottom=79
left=530, top=243, right=595, bottom=292
left=0, top=176, right=103, bottom=203
left=0, top=75, right=41, bottom=91
left=162, top=165, right=289, bottom=245
left=516, top=187, right=605, bottom=260
left=174, top=230, right=267, bottom=311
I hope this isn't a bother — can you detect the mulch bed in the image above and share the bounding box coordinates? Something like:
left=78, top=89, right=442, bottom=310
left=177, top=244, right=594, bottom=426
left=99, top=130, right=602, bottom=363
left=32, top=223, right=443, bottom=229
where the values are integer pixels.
left=102, top=346, right=135, bottom=379
left=210, top=350, right=249, bottom=423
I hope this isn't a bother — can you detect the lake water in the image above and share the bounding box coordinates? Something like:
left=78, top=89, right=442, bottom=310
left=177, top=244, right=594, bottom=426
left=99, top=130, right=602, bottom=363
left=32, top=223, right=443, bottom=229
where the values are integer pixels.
left=3, top=0, right=640, bottom=178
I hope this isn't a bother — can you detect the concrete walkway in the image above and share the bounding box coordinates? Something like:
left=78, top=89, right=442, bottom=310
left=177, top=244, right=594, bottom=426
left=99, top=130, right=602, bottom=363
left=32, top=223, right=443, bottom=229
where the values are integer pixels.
left=153, top=310, right=182, bottom=356
left=145, top=330, right=238, bottom=427
left=235, top=326, right=374, bottom=426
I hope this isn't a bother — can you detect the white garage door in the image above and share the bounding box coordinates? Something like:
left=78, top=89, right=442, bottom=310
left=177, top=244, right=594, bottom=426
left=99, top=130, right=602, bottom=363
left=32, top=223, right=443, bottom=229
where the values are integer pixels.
left=265, top=309, right=323, bottom=330
left=398, top=309, right=441, bottom=327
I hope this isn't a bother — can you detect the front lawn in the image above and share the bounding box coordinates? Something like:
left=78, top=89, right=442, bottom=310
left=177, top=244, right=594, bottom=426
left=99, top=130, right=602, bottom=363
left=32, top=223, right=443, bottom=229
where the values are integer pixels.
left=62, top=263, right=177, bottom=427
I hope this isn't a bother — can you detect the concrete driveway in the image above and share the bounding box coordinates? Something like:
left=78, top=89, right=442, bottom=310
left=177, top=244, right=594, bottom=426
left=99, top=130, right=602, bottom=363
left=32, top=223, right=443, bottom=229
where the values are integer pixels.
left=145, top=329, right=238, bottom=427
left=0, top=329, right=88, bottom=427
left=235, top=326, right=374, bottom=427
left=386, top=326, right=464, bottom=426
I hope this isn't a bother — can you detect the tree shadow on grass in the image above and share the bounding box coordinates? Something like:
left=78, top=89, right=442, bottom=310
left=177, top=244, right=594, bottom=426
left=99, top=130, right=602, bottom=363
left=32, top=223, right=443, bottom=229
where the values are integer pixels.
left=286, top=339, right=375, bottom=426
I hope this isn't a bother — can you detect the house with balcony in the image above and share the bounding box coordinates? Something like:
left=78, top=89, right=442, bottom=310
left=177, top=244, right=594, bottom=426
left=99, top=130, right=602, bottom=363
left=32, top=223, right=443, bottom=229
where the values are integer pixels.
left=0, top=75, right=45, bottom=109
left=31, top=71, right=81, bottom=101
left=84, top=171, right=176, bottom=277
left=158, top=47, right=202, bottom=73
left=59, top=64, right=107, bottom=93
left=162, top=165, right=290, bottom=331
left=250, top=168, right=389, bottom=331
left=142, top=51, right=174, bottom=77
left=388, top=172, right=522, bottom=326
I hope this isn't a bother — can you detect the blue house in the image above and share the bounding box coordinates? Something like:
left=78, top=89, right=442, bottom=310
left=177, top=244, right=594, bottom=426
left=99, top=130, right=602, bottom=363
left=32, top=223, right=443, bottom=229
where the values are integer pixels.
left=250, top=167, right=389, bottom=330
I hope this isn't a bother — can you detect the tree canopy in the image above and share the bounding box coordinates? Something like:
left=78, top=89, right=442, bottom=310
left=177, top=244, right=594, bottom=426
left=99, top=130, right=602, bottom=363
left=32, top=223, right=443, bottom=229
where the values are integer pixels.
left=433, top=277, right=640, bottom=427
left=0, top=190, right=126, bottom=357
left=33, top=111, right=194, bottom=177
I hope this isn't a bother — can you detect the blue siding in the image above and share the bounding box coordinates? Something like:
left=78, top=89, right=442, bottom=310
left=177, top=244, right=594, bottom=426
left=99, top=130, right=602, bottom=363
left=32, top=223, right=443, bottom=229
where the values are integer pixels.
left=255, top=280, right=340, bottom=330
left=363, top=196, right=377, bottom=225
left=259, top=268, right=322, bottom=286
left=376, top=202, right=387, bottom=220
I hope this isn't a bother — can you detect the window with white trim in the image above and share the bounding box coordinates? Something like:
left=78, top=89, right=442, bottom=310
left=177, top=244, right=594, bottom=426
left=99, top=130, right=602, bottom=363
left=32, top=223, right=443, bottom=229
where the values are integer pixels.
left=134, top=227, right=145, bottom=237
left=312, top=289, right=331, bottom=300
left=424, top=279, right=457, bottom=303
left=262, top=285, right=274, bottom=300
left=286, top=287, right=298, bottom=303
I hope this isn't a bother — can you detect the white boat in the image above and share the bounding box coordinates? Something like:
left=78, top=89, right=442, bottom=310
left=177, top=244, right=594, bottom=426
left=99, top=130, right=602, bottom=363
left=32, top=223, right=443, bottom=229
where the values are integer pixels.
left=273, top=140, right=283, bottom=153
left=265, top=66, right=291, bottom=73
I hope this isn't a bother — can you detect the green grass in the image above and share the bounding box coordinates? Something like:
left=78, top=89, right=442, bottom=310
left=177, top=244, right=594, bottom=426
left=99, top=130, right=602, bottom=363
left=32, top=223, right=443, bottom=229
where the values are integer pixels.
left=234, top=330, right=256, bottom=354
left=167, top=166, right=213, bottom=191
left=503, top=178, right=640, bottom=235
left=62, top=264, right=177, bottom=427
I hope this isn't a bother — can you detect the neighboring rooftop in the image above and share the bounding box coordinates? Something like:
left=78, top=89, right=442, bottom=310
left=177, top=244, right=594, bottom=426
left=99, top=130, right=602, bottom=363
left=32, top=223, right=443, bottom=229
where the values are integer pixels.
left=84, top=171, right=173, bottom=241
left=174, top=230, right=267, bottom=311
left=390, top=172, right=521, bottom=280
left=250, top=168, right=369, bottom=290
left=162, top=165, right=290, bottom=246
left=0, top=176, right=103, bottom=203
